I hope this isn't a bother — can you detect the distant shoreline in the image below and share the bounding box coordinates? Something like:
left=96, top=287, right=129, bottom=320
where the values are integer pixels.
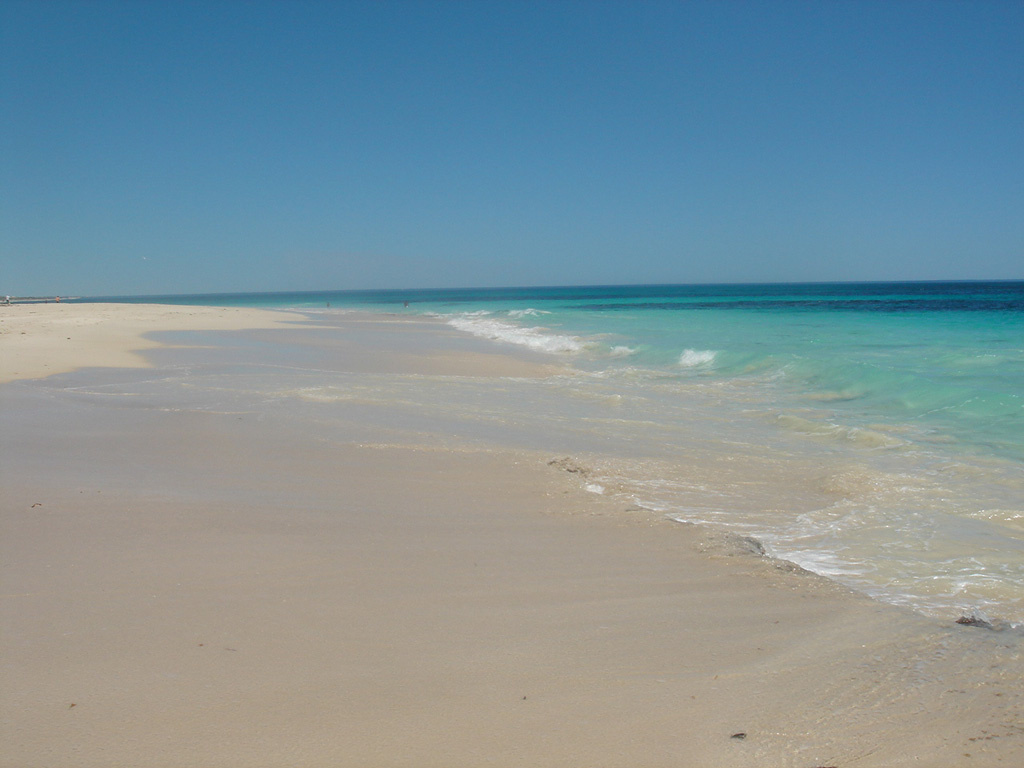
left=3, top=296, right=80, bottom=304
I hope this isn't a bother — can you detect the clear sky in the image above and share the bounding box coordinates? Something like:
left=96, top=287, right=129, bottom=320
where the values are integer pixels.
left=2, top=0, right=1022, bottom=296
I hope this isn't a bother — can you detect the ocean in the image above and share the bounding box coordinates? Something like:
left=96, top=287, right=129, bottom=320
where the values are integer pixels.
left=76, top=281, right=1024, bottom=627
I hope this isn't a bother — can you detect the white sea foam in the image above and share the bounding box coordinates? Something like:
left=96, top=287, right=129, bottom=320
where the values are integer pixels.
left=447, top=314, right=584, bottom=354
left=507, top=308, right=551, bottom=319
left=678, top=349, right=718, bottom=368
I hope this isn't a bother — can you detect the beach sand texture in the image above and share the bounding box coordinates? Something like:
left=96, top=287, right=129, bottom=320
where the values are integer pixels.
left=2, top=303, right=1022, bottom=767
left=0, top=303, right=302, bottom=383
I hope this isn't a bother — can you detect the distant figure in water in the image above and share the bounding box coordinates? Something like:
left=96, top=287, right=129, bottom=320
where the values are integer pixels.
left=403, top=300, right=409, bottom=308
left=327, top=301, right=330, bottom=307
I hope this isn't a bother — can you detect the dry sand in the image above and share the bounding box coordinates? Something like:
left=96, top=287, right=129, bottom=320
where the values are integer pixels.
left=2, top=303, right=1022, bottom=767
left=0, top=302, right=301, bottom=384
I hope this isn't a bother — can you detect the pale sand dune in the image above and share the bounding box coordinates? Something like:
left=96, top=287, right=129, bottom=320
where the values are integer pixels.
left=2, top=305, right=1022, bottom=767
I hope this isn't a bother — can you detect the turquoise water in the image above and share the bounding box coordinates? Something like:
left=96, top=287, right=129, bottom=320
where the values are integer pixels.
left=76, top=282, right=1024, bottom=624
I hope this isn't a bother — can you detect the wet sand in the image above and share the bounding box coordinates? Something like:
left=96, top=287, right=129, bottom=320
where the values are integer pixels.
left=1, top=304, right=1022, bottom=766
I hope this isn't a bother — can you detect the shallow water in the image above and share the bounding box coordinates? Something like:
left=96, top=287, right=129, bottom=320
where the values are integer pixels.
left=73, top=283, right=1024, bottom=625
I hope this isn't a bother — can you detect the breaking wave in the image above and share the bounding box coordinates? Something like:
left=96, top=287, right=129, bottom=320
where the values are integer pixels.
left=447, top=313, right=585, bottom=354
left=678, top=349, right=718, bottom=368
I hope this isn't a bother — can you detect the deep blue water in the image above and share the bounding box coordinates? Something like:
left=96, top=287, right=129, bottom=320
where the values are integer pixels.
left=79, top=279, right=1024, bottom=312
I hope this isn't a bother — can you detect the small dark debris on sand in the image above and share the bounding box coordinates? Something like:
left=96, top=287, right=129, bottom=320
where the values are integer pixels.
left=547, top=457, right=590, bottom=478
left=956, top=612, right=1006, bottom=631
left=735, top=536, right=765, bottom=556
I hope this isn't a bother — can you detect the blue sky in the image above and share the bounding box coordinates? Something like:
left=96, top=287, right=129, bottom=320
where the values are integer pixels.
left=2, top=0, right=1022, bottom=296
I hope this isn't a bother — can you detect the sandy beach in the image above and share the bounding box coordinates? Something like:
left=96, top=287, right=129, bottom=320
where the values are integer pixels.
left=0, top=302, right=305, bottom=384
left=2, top=303, right=1022, bottom=767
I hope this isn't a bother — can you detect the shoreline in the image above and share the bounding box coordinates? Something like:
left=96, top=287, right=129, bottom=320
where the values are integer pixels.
left=2, top=303, right=1022, bottom=766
